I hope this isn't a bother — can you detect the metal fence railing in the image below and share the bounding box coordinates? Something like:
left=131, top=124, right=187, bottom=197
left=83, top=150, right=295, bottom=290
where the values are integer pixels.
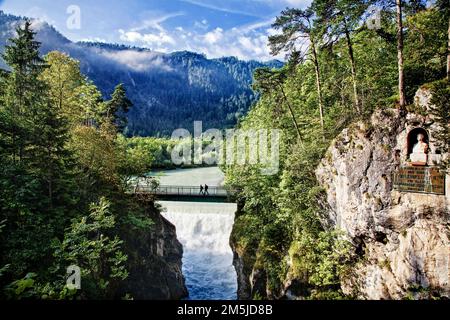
left=134, top=185, right=229, bottom=197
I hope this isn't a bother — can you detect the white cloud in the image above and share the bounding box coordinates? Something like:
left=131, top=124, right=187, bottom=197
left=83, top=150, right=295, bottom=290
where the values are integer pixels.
left=25, top=6, right=57, bottom=27
left=180, top=0, right=264, bottom=17
left=80, top=37, right=108, bottom=43
left=119, top=29, right=176, bottom=47
left=131, top=12, right=185, bottom=33
left=99, top=49, right=172, bottom=72
left=238, top=19, right=275, bottom=33
left=194, top=20, right=209, bottom=30
left=29, top=19, right=48, bottom=32
left=284, top=0, right=310, bottom=6
left=191, top=23, right=279, bottom=61
left=204, top=28, right=223, bottom=44
left=256, top=0, right=311, bottom=7
left=118, top=21, right=283, bottom=61
left=116, top=7, right=288, bottom=62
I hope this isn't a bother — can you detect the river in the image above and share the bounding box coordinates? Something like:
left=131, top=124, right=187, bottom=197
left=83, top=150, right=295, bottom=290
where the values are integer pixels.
left=154, top=167, right=238, bottom=300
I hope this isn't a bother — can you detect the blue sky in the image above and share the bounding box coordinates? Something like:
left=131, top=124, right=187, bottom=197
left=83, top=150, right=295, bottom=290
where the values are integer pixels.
left=0, top=0, right=311, bottom=61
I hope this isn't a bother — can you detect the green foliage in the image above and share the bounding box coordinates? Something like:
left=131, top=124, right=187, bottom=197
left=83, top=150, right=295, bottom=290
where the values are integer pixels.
left=3, top=273, right=37, bottom=300
left=231, top=214, right=263, bottom=256
left=0, top=21, right=160, bottom=300
left=52, top=198, right=128, bottom=298
left=428, top=79, right=450, bottom=172
left=101, top=84, right=133, bottom=132
left=0, top=2, right=447, bottom=301
left=119, top=136, right=173, bottom=170
left=123, top=213, right=154, bottom=231
left=405, top=8, right=449, bottom=99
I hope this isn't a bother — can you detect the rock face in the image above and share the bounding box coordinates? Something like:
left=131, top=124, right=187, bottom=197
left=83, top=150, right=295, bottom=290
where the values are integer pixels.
left=316, top=88, right=450, bottom=299
left=231, top=244, right=253, bottom=300
left=118, top=206, right=188, bottom=300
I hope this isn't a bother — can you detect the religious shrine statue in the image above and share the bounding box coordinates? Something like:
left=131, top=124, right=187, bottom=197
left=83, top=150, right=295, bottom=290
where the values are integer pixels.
left=410, top=133, right=428, bottom=166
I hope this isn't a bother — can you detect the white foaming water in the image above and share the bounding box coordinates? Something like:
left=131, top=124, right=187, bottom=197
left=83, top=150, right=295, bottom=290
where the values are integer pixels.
left=159, top=201, right=238, bottom=300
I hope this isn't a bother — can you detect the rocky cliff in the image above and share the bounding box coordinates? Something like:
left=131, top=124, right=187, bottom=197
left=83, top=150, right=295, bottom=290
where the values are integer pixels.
left=231, top=86, right=449, bottom=300
left=118, top=204, right=188, bottom=300
left=316, top=87, right=450, bottom=299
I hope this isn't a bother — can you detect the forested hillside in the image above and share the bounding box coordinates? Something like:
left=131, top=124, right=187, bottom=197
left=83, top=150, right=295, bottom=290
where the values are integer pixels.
left=0, top=10, right=282, bottom=137
left=0, top=21, right=188, bottom=299
left=225, top=0, right=449, bottom=299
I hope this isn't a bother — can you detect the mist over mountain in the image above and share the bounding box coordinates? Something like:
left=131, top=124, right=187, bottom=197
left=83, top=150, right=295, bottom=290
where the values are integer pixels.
left=0, top=10, right=282, bottom=136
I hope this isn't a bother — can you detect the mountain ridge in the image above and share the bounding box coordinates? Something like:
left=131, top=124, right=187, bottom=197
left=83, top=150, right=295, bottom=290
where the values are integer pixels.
left=0, top=10, right=283, bottom=136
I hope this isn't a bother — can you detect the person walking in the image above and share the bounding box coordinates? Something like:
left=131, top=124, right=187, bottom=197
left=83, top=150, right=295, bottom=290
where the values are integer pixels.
left=199, top=185, right=204, bottom=195
left=204, top=184, right=209, bottom=196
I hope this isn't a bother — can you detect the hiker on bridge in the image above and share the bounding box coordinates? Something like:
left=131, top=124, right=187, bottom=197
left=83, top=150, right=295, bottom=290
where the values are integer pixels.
left=199, top=185, right=204, bottom=195
left=204, top=184, right=209, bottom=196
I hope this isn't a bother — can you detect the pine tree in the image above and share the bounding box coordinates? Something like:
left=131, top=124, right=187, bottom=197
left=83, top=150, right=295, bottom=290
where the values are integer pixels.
left=313, top=0, right=367, bottom=113
left=253, top=67, right=302, bottom=142
left=3, top=20, right=73, bottom=207
left=102, top=84, right=133, bottom=133
left=429, top=80, right=450, bottom=172
left=0, top=21, right=76, bottom=277
left=1, top=20, right=47, bottom=162
left=435, top=0, right=450, bottom=80
left=269, top=8, right=326, bottom=139
left=396, top=0, right=407, bottom=109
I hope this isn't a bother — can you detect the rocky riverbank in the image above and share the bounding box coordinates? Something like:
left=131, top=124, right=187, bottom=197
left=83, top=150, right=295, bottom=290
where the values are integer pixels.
left=118, top=204, right=188, bottom=300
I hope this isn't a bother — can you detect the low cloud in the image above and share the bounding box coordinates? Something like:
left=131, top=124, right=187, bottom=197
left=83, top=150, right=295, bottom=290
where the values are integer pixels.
left=119, top=29, right=176, bottom=47
left=99, top=49, right=172, bottom=72
left=25, top=6, right=57, bottom=27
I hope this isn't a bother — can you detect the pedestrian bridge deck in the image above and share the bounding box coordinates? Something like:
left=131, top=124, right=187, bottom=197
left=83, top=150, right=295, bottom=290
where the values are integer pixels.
left=132, top=184, right=236, bottom=202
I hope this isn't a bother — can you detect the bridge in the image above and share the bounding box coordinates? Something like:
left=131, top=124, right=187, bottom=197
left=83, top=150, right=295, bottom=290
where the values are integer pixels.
left=133, top=184, right=234, bottom=202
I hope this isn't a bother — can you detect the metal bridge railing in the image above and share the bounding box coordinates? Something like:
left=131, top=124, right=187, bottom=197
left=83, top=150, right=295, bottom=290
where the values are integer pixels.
left=134, top=185, right=229, bottom=197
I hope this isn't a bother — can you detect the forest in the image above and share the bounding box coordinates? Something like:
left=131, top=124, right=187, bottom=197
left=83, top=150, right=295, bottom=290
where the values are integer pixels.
left=0, top=21, right=167, bottom=299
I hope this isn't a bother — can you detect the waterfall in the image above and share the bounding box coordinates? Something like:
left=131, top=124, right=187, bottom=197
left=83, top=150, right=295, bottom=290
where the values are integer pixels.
left=159, top=201, right=238, bottom=300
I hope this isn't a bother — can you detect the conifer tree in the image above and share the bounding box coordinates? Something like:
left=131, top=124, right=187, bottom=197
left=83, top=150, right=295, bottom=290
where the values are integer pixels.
left=269, top=8, right=326, bottom=138
left=2, top=20, right=47, bottom=162
left=253, top=67, right=302, bottom=142
left=313, top=0, right=367, bottom=113
left=0, top=21, right=75, bottom=277
left=102, top=84, right=133, bottom=133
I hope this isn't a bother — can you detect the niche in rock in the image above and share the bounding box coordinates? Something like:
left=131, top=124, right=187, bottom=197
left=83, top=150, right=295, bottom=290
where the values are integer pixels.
left=407, top=128, right=429, bottom=166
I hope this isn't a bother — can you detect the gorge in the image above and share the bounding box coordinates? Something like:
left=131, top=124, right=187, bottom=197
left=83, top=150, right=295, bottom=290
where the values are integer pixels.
left=160, top=201, right=237, bottom=300
left=152, top=167, right=238, bottom=300
left=1, top=1, right=449, bottom=302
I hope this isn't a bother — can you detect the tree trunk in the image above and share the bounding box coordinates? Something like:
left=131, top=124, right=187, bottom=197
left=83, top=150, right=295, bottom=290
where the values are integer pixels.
left=447, top=15, right=450, bottom=80
left=396, top=0, right=407, bottom=109
left=344, top=25, right=360, bottom=113
left=310, top=39, right=325, bottom=139
left=279, top=86, right=302, bottom=143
